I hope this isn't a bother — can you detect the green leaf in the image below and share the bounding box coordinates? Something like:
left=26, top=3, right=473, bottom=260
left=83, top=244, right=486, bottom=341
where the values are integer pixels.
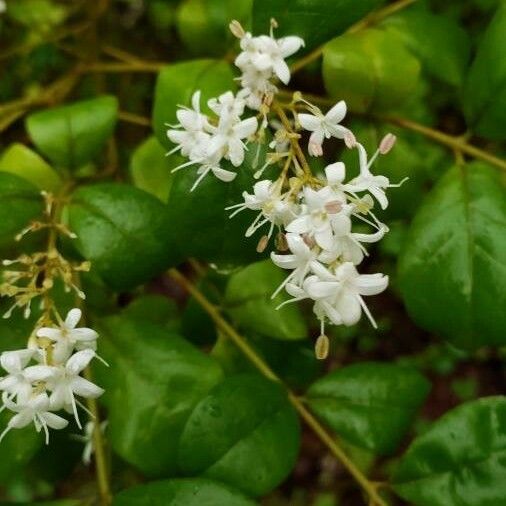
left=68, top=183, right=180, bottom=291
left=112, top=478, right=256, bottom=506
left=393, top=396, right=506, bottom=506
left=252, top=0, right=385, bottom=52
left=95, top=315, right=223, bottom=477
left=178, top=374, right=300, bottom=496
left=0, top=172, right=43, bottom=255
left=463, top=4, right=506, bottom=139
left=398, top=162, right=506, bottom=349
left=381, top=8, right=470, bottom=87
left=306, top=362, right=430, bottom=455
left=26, top=95, right=118, bottom=169
left=130, top=136, right=176, bottom=203
left=177, top=0, right=252, bottom=57
left=0, top=143, right=61, bottom=191
left=153, top=60, right=235, bottom=151
left=322, top=28, right=421, bottom=113
left=224, top=260, right=307, bottom=340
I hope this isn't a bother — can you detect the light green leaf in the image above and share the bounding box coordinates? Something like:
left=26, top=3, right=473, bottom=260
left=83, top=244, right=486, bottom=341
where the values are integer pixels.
left=68, top=183, right=180, bottom=291
left=112, top=478, right=256, bottom=506
left=130, top=136, right=177, bottom=203
left=252, top=0, right=385, bottom=52
left=307, top=362, right=430, bottom=455
left=323, top=28, right=420, bottom=113
left=393, top=396, right=506, bottom=506
left=463, top=3, right=506, bottom=139
left=95, top=316, right=223, bottom=477
left=178, top=374, right=300, bottom=496
left=398, top=162, right=506, bottom=349
left=381, top=8, right=470, bottom=87
left=0, top=172, right=43, bottom=255
left=152, top=60, right=235, bottom=150
left=0, top=143, right=61, bottom=191
left=26, top=95, right=118, bottom=169
left=224, top=260, right=307, bottom=340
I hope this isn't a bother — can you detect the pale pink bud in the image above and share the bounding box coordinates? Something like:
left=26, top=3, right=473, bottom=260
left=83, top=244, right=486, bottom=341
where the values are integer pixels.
left=379, top=133, right=397, bottom=154
left=344, top=130, right=356, bottom=149
left=308, top=141, right=323, bottom=157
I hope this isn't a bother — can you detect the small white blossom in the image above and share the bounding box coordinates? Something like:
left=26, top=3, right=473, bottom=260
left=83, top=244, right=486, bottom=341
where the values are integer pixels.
left=0, top=349, right=35, bottom=404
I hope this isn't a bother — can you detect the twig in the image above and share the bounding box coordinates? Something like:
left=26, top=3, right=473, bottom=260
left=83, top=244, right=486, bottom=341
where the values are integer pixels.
left=168, top=268, right=388, bottom=506
left=118, top=110, right=151, bottom=127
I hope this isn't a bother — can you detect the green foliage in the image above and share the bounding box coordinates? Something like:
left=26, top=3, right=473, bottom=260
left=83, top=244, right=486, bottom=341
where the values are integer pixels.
left=0, top=143, right=61, bottom=191
left=224, top=260, right=307, bottom=340
left=307, top=362, right=430, bottom=455
left=177, top=0, right=252, bottom=56
left=0, top=172, right=43, bottom=255
left=68, top=183, right=180, bottom=291
left=393, top=396, right=506, bottom=506
left=112, top=478, right=256, bottom=506
left=252, top=0, right=385, bottom=52
left=95, top=315, right=224, bottom=477
left=398, top=162, right=506, bottom=350
left=323, top=29, right=420, bottom=113
left=153, top=60, right=235, bottom=151
left=26, top=96, right=118, bottom=170
left=178, top=374, right=300, bottom=496
left=463, top=3, right=506, bottom=139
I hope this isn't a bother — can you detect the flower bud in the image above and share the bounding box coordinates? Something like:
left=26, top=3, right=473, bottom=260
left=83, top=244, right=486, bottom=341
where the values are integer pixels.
left=379, top=133, right=396, bottom=154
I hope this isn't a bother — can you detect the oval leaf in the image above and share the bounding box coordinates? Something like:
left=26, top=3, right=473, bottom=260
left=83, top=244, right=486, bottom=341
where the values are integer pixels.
left=68, top=183, right=180, bottom=291
left=95, top=316, right=223, bottom=477
left=398, top=162, right=506, bottom=349
left=252, top=0, right=385, bottom=52
left=224, top=260, right=307, bottom=340
left=26, top=95, right=118, bottom=169
left=463, top=4, right=506, bottom=139
left=113, top=478, right=256, bottom=506
left=178, top=374, right=300, bottom=496
left=307, top=362, right=430, bottom=455
left=393, top=396, right=506, bottom=506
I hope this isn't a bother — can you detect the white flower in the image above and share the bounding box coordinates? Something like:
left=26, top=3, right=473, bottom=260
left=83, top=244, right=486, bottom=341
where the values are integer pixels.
left=237, top=69, right=278, bottom=110
left=344, top=139, right=404, bottom=210
left=0, top=393, right=68, bottom=444
left=298, top=101, right=355, bottom=156
left=0, top=349, right=35, bottom=404
left=307, top=262, right=388, bottom=328
left=208, top=91, right=246, bottom=118
left=27, top=349, right=103, bottom=429
left=36, top=308, right=98, bottom=364
left=286, top=186, right=345, bottom=250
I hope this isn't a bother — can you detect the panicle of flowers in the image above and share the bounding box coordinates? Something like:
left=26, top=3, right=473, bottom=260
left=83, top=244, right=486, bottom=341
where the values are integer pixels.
left=165, top=19, right=406, bottom=358
left=0, top=192, right=105, bottom=445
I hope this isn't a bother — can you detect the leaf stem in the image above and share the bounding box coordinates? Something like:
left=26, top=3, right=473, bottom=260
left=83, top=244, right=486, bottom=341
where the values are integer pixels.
left=290, top=0, right=418, bottom=75
left=168, top=268, right=388, bottom=506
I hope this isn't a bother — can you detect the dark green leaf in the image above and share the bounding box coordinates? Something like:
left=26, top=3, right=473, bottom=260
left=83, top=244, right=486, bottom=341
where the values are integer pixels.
left=382, top=8, right=470, bottom=87
left=224, top=260, right=307, bottom=340
left=26, top=96, right=118, bottom=169
left=393, top=396, right=506, bottom=506
left=130, top=136, right=176, bottom=203
left=153, top=60, right=235, bottom=151
left=463, top=3, right=506, bottom=139
left=68, top=183, right=180, bottom=291
left=0, top=172, right=43, bottom=255
left=95, top=315, right=223, bottom=477
left=323, top=29, right=420, bottom=113
left=0, top=143, right=61, bottom=191
left=307, top=362, right=430, bottom=455
left=252, top=0, right=385, bottom=52
left=112, top=478, right=256, bottom=506
left=178, top=374, right=300, bottom=496
left=398, top=162, right=506, bottom=349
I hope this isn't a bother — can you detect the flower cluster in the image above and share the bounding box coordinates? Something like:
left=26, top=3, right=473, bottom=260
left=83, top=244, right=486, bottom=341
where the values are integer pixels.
left=0, top=308, right=103, bottom=443
left=166, top=20, right=404, bottom=358
left=167, top=21, right=304, bottom=191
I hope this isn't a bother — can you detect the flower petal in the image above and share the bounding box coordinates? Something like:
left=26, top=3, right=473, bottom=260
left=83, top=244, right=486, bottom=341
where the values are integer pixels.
left=65, top=308, right=82, bottom=330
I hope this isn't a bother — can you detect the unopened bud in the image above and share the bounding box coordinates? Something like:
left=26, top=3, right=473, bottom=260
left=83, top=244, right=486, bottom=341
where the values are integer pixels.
left=324, top=200, right=342, bottom=214
left=256, top=235, right=269, bottom=253
left=315, top=334, right=329, bottom=360
left=229, top=20, right=245, bottom=38
left=379, top=133, right=396, bottom=154
left=344, top=130, right=356, bottom=149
